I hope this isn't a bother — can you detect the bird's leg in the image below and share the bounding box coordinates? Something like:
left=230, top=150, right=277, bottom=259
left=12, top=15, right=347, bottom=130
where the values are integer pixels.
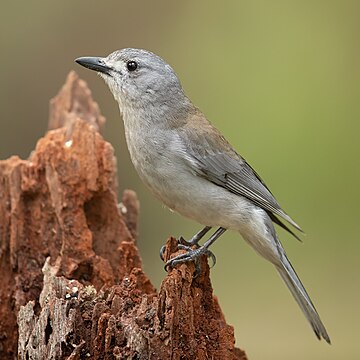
left=165, top=227, right=227, bottom=276
left=159, top=225, right=212, bottom=261
left=179, top=225, right=212, bottom=247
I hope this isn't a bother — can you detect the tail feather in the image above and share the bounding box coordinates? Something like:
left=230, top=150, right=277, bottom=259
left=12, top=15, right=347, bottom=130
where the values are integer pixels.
left=277, top=254, right=331, bottom=344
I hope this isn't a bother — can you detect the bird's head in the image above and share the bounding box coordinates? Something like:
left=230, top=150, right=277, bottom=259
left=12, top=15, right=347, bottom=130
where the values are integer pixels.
left=76, top=48, right=187, bottom=113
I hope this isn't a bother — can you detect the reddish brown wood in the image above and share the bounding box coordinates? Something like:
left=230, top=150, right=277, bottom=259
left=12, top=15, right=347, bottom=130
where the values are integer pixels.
left=0, top=72, right=247, bottom=359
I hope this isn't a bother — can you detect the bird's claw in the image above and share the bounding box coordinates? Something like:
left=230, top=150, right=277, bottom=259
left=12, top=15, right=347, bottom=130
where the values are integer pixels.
left=159, top=235, right=199, bottom=262
left=164, top=245, right=216, bottom=277
left=176, top=244, right=216, bottom=268
left=159, top=244, right=166, bottom=261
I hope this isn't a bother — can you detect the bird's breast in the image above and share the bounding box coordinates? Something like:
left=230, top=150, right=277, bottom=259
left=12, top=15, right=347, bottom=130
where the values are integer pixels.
left=124, top=123, right=172, bottom=190
left=122, top=123, right=251, bottom=228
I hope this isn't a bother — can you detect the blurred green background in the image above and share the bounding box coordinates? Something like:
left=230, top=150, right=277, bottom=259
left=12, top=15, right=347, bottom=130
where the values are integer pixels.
left=1, top=1, right=359, bottom=358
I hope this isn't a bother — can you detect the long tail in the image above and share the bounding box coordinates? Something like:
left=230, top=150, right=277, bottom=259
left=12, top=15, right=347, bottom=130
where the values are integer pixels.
left=276, top=254, right=331, bottom=343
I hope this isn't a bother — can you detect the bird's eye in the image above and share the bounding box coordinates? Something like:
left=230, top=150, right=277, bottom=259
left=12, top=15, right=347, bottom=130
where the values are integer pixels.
left=126, top=60, right=138, bottom=72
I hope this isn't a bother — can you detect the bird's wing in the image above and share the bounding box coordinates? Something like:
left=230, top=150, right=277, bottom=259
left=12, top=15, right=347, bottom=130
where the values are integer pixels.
left=177, top=116, right=303, bottom=236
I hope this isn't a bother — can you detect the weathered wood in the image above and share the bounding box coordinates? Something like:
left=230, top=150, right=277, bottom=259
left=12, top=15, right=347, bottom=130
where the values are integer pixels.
left=0, top=72, right=247, bottom=359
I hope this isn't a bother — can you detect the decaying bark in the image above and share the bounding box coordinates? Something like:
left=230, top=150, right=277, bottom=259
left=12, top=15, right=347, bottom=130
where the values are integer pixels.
left=0, top=72, right=247, bottom=359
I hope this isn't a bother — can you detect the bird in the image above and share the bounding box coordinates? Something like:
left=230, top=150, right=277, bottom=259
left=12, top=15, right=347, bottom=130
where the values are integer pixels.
left=75, top=48, right=330, bottom=343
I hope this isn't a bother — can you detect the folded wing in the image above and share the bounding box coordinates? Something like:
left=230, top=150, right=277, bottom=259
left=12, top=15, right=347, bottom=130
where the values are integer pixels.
left=178, top=121, right=303, bottom=237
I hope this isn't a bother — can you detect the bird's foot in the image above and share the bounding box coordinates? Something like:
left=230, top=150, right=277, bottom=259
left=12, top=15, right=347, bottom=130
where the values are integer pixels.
left=159, top=232, right=205, bottom=261
left=160, top=226, right=221, bottom=277
left=159, top=236, right=199, bottom=262
left=178, top=235, right=200, bottom=247
left=164, top=243, right=216, bottom=277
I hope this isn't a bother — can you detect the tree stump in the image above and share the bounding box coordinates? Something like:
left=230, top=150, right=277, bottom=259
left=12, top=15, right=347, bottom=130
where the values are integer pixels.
left=0, top=72, right=247, bottom=360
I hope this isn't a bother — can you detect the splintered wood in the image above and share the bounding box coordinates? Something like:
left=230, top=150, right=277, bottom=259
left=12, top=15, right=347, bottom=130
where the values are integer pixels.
left=0, top=72, right=247, bottom=360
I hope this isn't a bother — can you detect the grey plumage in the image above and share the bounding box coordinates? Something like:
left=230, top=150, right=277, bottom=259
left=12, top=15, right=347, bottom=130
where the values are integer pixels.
left=277, top=253, right=329, bottom=341
left=177, top=111, right=303, bottom=232
left=75, top=48, right=330, bottom=343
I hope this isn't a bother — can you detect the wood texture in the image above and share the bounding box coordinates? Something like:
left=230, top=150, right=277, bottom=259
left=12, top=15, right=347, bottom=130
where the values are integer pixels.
left=0, top=72, right=247, bottom=359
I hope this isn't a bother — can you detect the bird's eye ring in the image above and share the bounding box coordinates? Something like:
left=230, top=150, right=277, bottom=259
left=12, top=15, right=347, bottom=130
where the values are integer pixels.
left=126, top=60, right=138, bottom=72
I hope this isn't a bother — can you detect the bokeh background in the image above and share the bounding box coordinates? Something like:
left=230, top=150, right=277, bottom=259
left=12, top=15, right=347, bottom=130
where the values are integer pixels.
left=1, top=1, right=359, bottom=358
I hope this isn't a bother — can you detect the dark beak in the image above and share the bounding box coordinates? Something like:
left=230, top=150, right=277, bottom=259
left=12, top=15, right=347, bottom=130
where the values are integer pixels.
left=75, top=56, right=112, bottom=75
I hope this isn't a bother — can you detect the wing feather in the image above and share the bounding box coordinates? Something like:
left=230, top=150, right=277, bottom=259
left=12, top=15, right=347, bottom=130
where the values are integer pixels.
left=178, top=122, right=303, bottom=237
